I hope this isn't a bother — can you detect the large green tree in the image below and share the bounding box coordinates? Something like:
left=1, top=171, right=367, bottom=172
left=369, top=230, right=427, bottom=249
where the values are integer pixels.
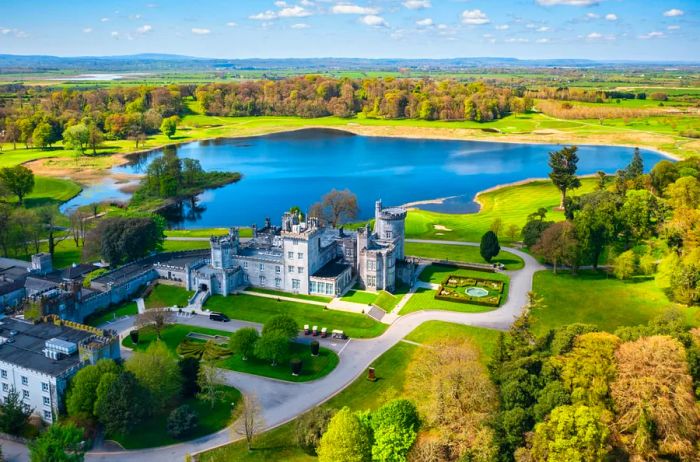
left=262, top=315, right=299, bottom=340
left=573, top=191, right=621, bottom=269
left=95, top=371, right=151, bottom=436
left=230, top=328, right=260, bottom=360
left=254, top=332, right=289, bottom=366
left=317, top=407, right=372, bottom=462
left=548, top=146, right=581, bottom=210
left=66, top=359, right=120, bottom=418
left=63, top=123, right=90, bottom=156
left=83, top=215, right=164, bottom=265
left=29, top=423, right=85, bottom=462
left=125, top=341, right=182, bottom=411
left=480, top=230, right=501, bottom=263
left=370, top=399, right=420, bottom=462
left=0, top=165, right=35, bottom=206
left=0, top=387, right=32, bottom=435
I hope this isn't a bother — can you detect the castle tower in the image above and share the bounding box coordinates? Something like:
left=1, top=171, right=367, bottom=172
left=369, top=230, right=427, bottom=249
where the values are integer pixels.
left=373, top=200, right=407, bottom=260
left=210, top=231, right=237, bottom=270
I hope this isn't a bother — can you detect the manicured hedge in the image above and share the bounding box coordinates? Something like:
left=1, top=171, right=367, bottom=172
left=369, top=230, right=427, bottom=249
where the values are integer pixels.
left=435, top=274, right=505, bottom=307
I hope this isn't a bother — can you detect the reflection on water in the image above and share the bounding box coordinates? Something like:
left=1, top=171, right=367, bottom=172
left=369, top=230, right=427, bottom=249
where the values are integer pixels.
left=63, top=128, right=670, bottom=228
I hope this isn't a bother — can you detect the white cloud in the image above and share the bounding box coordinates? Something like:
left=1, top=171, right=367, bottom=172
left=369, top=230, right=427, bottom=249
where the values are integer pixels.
left=667, top=25, right=681, bottom=30
left=585, top=12, right=599, bottom=19
left=279, top=6, right=312, bottom=17
left=250, top=10, right=277, bottom=20
left=291, top=23, right=310, bottom=29
left=110, top=31, right=119, bottom=38
left=361, top=15, right=387, bottom=27
left=586, top=32, right=602, bottom=39
left=416, top=18, right=433, bottom=27
left=191, top=28, right=211, bottom=35
left=83, top=27, right=93, bottom=33
left=495, top=24, right=509, bottom=30
left=136, top=24, right=152, bottom=34
left=605, top=13, right=617, bottom=21
left=403, top=0, right=431, bottom=10
left=536, top=26, right=550, bottom=32
left=536, top=37, right=550, bottom=43
left=100, top=17, right=110, bottom=22
left=226, top=21, right=237, bottom=27
left=537, top=0, right=599, bottom=5
left=332, top=4, right=379, bottom=15
left=663, top=8, right=684, bottom=17
left=300, top=0, right=314, bottom=5
left=461, top=9, right=489, bottom=25
left=505, top=37, right=529, bottom=43
left=639, top=31, right=665, bottom=39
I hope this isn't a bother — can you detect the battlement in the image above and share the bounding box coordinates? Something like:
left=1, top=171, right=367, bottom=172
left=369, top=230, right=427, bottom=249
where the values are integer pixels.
left=377, top=207, right=407, bottom=220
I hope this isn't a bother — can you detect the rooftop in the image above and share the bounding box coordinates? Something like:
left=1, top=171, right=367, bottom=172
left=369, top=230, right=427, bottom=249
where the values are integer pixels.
left=312, top=259, right=352, bottom=279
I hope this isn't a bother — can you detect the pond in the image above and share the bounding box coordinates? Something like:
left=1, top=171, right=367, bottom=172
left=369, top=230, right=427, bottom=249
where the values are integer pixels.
left=61, top=128, right=669, bottom=228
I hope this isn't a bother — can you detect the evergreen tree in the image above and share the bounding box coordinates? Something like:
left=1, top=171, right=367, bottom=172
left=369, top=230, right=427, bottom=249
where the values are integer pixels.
left=480, top=230, right=501, bottom=263
left=548, top=146, right=581, bottom=209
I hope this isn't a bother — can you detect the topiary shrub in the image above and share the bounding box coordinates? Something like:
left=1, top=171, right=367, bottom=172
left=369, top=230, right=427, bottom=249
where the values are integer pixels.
left=167, top=405, right=199, bottom=439
left=310, top=340, right=320, bottom=357
left=291, top=358, right=303, bottom=376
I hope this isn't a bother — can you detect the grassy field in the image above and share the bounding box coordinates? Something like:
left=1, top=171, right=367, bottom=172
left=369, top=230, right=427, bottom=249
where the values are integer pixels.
left=199, top=319, right=498, bottom=461
left=144, top=284, right=194, bottom=309
left=246, top=287, right=332, bottom=303
left=108, top=385, right=240, bottom=450
left=531, top=270, right=700, bottom=334
left=405, top=242, right=524, bottom=270
left=165, top=228, right=252, bottom=238
left=205, top=294, right=387, bottom=338
left=18, top=176, right=82, bottom=208
left=84, top=301, right=138, bottom=327
left=122, top=324, right=232, bottom=352
left=217, top=342, right=339, bottom=383
left=418, top=265, right=509, bottom=285
left=341, top=289, right=377, bottom=305
left=405, top=178, right=598, bottom=243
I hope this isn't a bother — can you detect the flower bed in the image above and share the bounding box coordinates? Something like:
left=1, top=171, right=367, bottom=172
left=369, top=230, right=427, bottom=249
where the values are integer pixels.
left=435, top=274, right=505, bottom=307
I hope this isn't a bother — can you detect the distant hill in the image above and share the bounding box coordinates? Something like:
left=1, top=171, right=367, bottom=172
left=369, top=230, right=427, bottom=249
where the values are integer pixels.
left=0, top=53, right=698, bottom=73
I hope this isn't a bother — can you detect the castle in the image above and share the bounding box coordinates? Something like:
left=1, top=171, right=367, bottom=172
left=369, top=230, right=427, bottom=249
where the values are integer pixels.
left=185, top=200, right=411, bottom=298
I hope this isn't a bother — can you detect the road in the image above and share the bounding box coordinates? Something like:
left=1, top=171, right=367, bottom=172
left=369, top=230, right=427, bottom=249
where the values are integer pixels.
left=1, top=243, right=543, bottom=462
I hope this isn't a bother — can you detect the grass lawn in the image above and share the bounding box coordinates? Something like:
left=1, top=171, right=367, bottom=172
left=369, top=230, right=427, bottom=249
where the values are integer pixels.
left=218, top=342, right=339, bottom=383
left=12, top=238, right=82, bottom=269
left=205, top=294, right=387, bottom=339
left=341, top=289, right=378, bottom=305
left=400, top=288, right=499, bottom=315
left=22, top=176, right=82, bottom=208
left=108, top=385, right=240, bottom=450
left=405, top=178, right=598, bottom=244
left=84, top=301, right=138, bottom=327
left=145, top=284, right=194, bottom=309
left=531, top=270, right=700, bottom=334
left=405, top=242, right=524, bottom=270
left=246, top=287, right=332, bottom=303
left=123, top=324, right=232, bottom=352
left=419, top=265, right=509, bottom=285
left=162, top=239, right=211, bottom=252
left=374, top=290, right=403, bottom=312
left=404, top=321, right=500, bottom=360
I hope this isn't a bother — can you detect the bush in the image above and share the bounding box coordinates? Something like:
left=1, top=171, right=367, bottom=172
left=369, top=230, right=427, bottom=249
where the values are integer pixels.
left=178, top=357, right=200, bottom=399
left=295, top=407, right=335, bottom=455
left=229, top=327, right=260, bottom=360
left=262, top=315, right=299, bottom=340
left=310, top=340, right=320, bottom=356
left=291, top=358, right=303, bottom=376
left=167, top=405, right=199, bottom=439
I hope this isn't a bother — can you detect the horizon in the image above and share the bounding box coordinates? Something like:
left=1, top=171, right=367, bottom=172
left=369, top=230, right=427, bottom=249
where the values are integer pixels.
left=2, top=0, right=697, bottom=61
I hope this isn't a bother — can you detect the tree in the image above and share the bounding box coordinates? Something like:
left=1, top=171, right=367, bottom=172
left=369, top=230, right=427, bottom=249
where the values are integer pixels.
left=317, top=407, right=372, bottom=462
left=178, top=357, right=201, bottom=399
left=573, top=191, right=620, bottom=269
left=4, top=120, right=20, bottom=149
left=595, top=171, right=607, bottom=191
left=548, top=146, right=581, bottom=210
left=135, top=308, right=174, bottom=339
left=66, top=359, right=120, bottom=418
left=262, top=315, right=299, bottom=340
left=0, top=388, right=32, bottom=435
left=95, top=371, right=150, bottom=436
left=295, top=407, right=335, bottom=455
left=309, top=189, right=359, bottom=227
left=230, top=328, right=259, bottom=360
left=521, top=405, right=611, bottom=462
left=665, top=176, right=700, bottom=210
left=480, top=230, right=500, bottom=263
left=63, top=123, right=90, bottom=156
left=0, top=165, right=35, bottom=206
left=532, top=221, right=579, bottom=274
left=87, top=122, right=104, bottom=154
left=490, top=218, right=503, bottom=236
left=254, top=332, right=289, bottom=366
left=235, top=394, right=265, bottom=451
left=612, top=250, right=636, bottom=280
left=611, top=336, right=700, bottom=460
left=167, top=405, right=198, bottom=439
left=37, top=206, right=70, bottom=255
left=29, top=423, right=85, bottom=462
left=197, top=363, right=224, bottom=408
left=32, top=122, right=53, bottom=149
left=125, top=341, right=182, bottom=410
left=83, top=216, right=164, bottom=265
left=68, top=208, right=89, bottom=248
left=505, top=224, right=520, bottom=241
left=160, top=116, right=178, bottom=139
left=371, top=399, right=420, bottom=462
left=619, top=189, right=660, bottom=244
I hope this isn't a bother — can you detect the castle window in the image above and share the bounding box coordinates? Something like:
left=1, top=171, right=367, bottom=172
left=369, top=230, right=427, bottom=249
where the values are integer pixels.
left=43, top=410, right=52, bottom=420
left=298, top=267, right=304, bottom=274
left=242, top=261, right=248, bottom=269
left=310, top=281, right=317, bottom=293
left=367, top=275, right=376, bottom=286
left=0, top=370, right=6, bottom=379
left=288, top=251, right=294, bottom=259
left=2, top=383, right=7, bottom=392
left=42, top=382, right=49, bottom=392
left=297, top=252, right=303, bottom=259
left=292, top=279, right=300, bottom=290
left=367, top=260, right=376, bottom=271
left=21, top=376, right=28, bottom=386
left=259, top=275, right=266, bottom=286
left=275, top=266, right=281, bottom=274
left=275, top=278, right=282, bottom=288
left=288, top=266, right=294, bottom=273
left=43, top=396, right=50, bottom=406
left=22, top=390, right=29, bottom=399
left=259, top=263, right=264, bottom=271
left=384, top=231, right=392, bottom=239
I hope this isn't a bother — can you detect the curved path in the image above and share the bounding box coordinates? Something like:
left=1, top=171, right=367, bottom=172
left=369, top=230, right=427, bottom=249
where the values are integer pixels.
left=2, top=243, right=543, bottom=462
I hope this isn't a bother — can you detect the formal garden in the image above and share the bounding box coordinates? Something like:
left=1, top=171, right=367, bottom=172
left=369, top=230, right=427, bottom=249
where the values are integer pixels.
left=435, top=274, right=505, bottom=307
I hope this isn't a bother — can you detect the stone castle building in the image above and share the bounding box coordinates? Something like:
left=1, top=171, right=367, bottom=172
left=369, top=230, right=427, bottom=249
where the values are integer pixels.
left=186, top=200, right=411, bottom=298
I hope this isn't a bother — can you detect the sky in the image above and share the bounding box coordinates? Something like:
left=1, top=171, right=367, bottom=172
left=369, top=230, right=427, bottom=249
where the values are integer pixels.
left=0, top=0, right=698, bottom=61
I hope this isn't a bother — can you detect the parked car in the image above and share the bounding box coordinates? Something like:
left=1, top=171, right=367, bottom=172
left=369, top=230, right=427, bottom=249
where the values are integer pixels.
left=209, top=312, right=230, bottom=322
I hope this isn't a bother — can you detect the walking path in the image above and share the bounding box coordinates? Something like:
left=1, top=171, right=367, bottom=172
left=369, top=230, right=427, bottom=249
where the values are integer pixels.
left=1, top=242, right=543, bottom=462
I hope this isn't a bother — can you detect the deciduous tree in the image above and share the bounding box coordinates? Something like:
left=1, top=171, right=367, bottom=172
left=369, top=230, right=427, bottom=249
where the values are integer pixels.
left=229, top=328, right=260, bottom=360
left=125, top=341, right=182, bottom=411
left=317, top=407, right=372, bottom=462
left=295, top=407, right=335, bottom=456
left=29, top=423, right=85, bottom=462
left=532, top=221, right=579, bottom=274
left=0, top=165, right=34, bottom=206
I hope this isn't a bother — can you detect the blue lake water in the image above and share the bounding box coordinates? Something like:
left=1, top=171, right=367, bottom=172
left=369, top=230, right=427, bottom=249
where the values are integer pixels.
left=62, top=128, right=668, bottom=228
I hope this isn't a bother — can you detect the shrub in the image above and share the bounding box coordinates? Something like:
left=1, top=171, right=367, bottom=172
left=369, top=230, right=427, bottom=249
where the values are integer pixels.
left=229, top=328, right=260, bottom=360
left=291, top=358, right=303, bottom=376
left=167, top=405, right=199, bottom=439
left=178, top=357, right=200, bottom=399
left=262, top=315, right=299, bottom=340
left=295, top=407, right=335, bottom=455
left=310, top=340, right=320, bottom=356
left=480, top=231, right=501, bottom=263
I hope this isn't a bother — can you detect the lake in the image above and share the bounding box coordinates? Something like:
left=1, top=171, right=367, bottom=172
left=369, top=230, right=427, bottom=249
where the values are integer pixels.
left=62, top=128, right=669, bottom=228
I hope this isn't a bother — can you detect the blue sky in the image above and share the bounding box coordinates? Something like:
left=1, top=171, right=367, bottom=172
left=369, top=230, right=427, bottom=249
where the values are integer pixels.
left=1, top=0, right=697, bottom=60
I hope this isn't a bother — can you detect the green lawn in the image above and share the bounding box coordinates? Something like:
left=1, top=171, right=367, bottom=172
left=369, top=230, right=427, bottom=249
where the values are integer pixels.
left=162, top=239, right=211, bottom=252
left=400, top=288, right=499, bottom=315
left=405, top=178, right=598, bottom=244
left=123, top=324, right=232, bottom=352
left=21, top=176, right=82, bottom=208
left=341, top=289, right=378, bottom=305
left=166, top=227, right=253, bottom=238
left=405, top=242, right=524, bottom=270
left=108, top=385, right=240, bottom=450
left=218, top=342, right=339, bottom=383
left=205, top=294, right=387, bottom=338
left=246, top=287, right=332, bottom=303
left=531, top=270, right=700, bottom=334
left=404, top=321, right=500, bottom=360
left=419, top=265, right=509, bottom=285
left=84, top=301, right=138, bottom=327
left=374, top=290, right=403, bottom=312
left=144, top=284, right=194, bottom=309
